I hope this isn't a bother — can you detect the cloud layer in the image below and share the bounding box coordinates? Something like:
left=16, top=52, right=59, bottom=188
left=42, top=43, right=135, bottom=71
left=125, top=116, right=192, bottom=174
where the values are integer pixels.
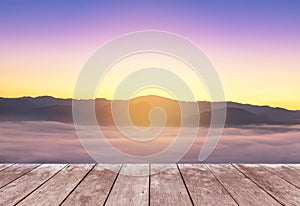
left=0, top=121, right=299, bottom=163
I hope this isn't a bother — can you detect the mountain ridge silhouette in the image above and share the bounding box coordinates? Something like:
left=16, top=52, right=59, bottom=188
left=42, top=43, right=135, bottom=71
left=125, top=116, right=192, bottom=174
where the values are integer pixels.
left=0, top=95, right=299, bottom=126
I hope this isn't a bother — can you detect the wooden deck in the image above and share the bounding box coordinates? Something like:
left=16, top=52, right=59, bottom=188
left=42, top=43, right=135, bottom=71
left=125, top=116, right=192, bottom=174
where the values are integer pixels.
left=0, top=164, right=299, bottom=205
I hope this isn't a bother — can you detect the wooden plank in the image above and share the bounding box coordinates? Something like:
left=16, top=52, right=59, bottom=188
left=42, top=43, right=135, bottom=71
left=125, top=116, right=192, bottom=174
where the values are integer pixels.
left=0, top=164, right=13, bottom=172
left=0, top=164, right=40, bottom=188
left=17, top=164, right=94, bottom=206
left=288, top=164, right=300, bottom=172
left=178, top=164, right=237, bottom=206
left=105, top=164, right=149, bottom=206
left=208, top=164, right=281, bottom=206
left=150, top=164, right=192, bottom=206
left=61, top=164, right=121, bottom=206
left=235, top=164, right=300, bottom=206
left=0, top=163, right=297, bottom=205
left=0, top=164, right=66, bottom=206
left=262, top=164, right=300, bottom=188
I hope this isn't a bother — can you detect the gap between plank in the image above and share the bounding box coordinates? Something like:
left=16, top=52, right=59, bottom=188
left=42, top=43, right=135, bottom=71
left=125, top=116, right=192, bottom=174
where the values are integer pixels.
left=205, top=165, right=240, bottom=206
left=176, top=164, right=195, bottom=206
left=0, top=164, right=41, bottom=190
left=148, top=164, right=151, bottom=206
left=261, top=165, right=300, bottom=190
left=103, top=164, right=123, bottom=206
left=15, top=164, right=68, bottom=205
left=59, top=164, right=97, bottom=205
left=0, top=164, right=15, bottom=173
left=231, top=164, right=284, bottom=206
left=287, top=164, right=300, bottom=173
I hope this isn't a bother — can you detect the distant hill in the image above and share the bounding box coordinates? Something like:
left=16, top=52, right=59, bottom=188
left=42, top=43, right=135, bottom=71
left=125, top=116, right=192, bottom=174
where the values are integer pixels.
left=0, top=96, right=299, bottom=126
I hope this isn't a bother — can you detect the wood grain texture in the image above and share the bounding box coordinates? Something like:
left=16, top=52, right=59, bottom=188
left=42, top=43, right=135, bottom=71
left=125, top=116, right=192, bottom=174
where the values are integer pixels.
left=105, top=164, right=149, bottom=206
left=235, top=164, right=300, bottom=206
left=0, top=164, right=13, bottom=172
left=288, top=164, right=300, bottom=172
left=62, top=164, right=121, bottom=206
left=150, top=164, right=192, bottom=206
left=179, top=164, right=237, bottom=206
left=0, top=164, right=298, bottom=205
left=208, top=164, right=281, bottom=206
left=0, top=164, right=66, bottom=206
left=0, top=164, right=39, bottom=189
left=262, top=164, right=300, bottom=188
left=17, top=164, right=94, bottom=206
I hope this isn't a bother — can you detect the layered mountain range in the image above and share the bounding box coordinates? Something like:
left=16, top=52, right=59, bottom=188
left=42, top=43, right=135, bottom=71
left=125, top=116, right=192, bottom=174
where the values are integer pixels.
left=0, top=96, right=299, bottom=126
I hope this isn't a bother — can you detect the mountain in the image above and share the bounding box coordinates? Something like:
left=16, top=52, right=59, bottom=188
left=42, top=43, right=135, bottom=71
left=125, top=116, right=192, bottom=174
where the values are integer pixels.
left=0, top=96, right=299, bottom=126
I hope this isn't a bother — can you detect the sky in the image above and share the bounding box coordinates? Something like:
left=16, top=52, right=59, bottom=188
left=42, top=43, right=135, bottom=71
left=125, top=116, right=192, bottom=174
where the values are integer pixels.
left=0, top=0, right=299, bottom=109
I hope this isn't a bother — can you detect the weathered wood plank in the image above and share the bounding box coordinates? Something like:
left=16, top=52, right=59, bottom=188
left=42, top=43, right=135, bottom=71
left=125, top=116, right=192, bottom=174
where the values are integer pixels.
left=17, top=164, right=94, bottom=206
left=105, top=164, right=149, bottom=206
left=0, top=164, right=40, bottom=189
left=0, top=164, right=66, bottom=206
left=288, top=164, right=300, bottom=172
left=262, top=164, right=300, bottom=188
left=0, top=164, right=13, bottom=172
left=150, top=164, right=192, bottom=206
left=235, top=164, right=300, bottom=206
left=179, top=164, right=237, bottom=206
left=0, top=164, right=298, bottom=205
left=208, top=164, right=281, bottom=206
left=61, top=164, right=121, bottom=206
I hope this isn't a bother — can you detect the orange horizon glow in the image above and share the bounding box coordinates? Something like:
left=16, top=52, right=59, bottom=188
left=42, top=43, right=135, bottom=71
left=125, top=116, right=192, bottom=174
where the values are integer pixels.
left=1, top=49, right=299, bottom=110
left=1, top=2, right=299, bottom=111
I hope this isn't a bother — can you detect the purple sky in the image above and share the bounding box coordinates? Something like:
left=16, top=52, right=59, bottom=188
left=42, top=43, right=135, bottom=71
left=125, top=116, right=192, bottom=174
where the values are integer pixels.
left=0, top=0, right=300, bottom=109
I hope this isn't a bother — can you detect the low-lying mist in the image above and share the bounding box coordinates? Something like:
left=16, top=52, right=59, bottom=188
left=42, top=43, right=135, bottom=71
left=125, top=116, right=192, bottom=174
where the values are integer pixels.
left=0, top=121, right=299, bottom=163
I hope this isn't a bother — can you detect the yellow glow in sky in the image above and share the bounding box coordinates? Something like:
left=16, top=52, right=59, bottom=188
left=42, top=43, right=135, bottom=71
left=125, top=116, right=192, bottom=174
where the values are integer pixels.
left=0, top=46, right=299, bottom=110
left=96, top=52, right=209, bottom=102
